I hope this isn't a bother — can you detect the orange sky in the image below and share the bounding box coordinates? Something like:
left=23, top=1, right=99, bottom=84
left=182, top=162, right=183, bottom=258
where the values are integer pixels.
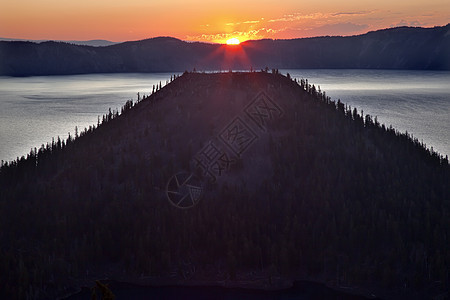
left=1, top=0, right=449, bottom=43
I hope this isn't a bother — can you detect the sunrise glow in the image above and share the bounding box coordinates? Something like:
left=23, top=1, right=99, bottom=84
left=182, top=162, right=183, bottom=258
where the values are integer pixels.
left=0, top=0, right=448, bottom=43
left=226, top=38, right=240, bottom=45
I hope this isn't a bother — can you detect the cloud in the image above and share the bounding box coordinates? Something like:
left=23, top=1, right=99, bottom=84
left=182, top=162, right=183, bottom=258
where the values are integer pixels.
left=391, top=20, right=425, bottom=27
left=186, top=27, right=284, bottom=43
left=268, top=12, right=327, bottom=23
left=279, top=22, right=369, bottom=38
left=186, top=22, right=369, bottom=43
left=225, top=20, right=260, bottom=27
left=188, top=11, right=375, bottom=43
left=332, top=11, right=372, bottom=16
left=267, top=10, right=373, bottom=23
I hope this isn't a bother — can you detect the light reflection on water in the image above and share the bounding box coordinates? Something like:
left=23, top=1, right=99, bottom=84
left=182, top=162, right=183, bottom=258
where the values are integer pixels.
left=0, top=70, right=449, bottom=163
left=0, top=73, right=176, bottom=162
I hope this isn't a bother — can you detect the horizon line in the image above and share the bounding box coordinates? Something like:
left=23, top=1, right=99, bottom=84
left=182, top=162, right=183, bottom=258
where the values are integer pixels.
left=1, top=23, right=449, bottom=46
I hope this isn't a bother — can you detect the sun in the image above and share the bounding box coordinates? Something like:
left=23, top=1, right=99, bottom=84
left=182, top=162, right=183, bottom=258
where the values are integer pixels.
left=226, top=37, right=240, bottom=45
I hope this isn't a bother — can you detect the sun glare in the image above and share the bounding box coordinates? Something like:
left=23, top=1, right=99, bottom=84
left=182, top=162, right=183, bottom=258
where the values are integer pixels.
left=226, top=38, right=240, bottom=45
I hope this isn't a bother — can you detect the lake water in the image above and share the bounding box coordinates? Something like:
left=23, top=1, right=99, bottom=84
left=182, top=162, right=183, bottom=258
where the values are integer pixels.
left=0, top=73, right=174, bottom=163
left=0, top=70, right=449, bottom=163
left=283, top=69, right=450, bottom=158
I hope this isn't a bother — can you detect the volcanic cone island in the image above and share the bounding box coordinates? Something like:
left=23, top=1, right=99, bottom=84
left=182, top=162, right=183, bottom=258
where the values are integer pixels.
left=0, top=71, right=449, bottom=299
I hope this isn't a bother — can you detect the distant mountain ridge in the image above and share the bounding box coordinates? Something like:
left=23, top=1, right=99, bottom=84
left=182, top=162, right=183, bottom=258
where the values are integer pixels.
left=0, top=38, right=118, bottom=47
left=0, top=24, right=449, bottom=76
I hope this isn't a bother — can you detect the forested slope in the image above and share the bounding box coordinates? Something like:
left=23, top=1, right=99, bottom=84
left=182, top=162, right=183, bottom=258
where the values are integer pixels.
left=0, top=71, right=449, bottom=299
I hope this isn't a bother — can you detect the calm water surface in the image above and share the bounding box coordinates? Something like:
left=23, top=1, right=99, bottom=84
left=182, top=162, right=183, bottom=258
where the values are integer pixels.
left=0, top=70, right=449, bottom=162
left=283, top=69, right=450, bottom=157
left=0, top=73, right=174, bottom=162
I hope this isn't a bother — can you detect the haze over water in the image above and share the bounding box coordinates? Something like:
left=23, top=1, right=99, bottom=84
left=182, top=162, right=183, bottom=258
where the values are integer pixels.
left=0, top=69, right=449, bottom=163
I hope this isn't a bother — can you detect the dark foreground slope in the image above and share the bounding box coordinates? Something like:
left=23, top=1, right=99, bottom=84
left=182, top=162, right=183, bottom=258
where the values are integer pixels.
left=1, top=24, right=449, bottom=76
left=0, top=72, right=449, bottom=299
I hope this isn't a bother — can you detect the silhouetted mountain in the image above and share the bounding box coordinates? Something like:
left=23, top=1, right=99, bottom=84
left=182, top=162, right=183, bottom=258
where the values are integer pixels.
left=1, top=24, right=449, bottom=76
left=0, top=71, right=449, bottom=299
left=0, top=37, right=118, bottom=47
left=64, top=39, right=118, bottom=47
